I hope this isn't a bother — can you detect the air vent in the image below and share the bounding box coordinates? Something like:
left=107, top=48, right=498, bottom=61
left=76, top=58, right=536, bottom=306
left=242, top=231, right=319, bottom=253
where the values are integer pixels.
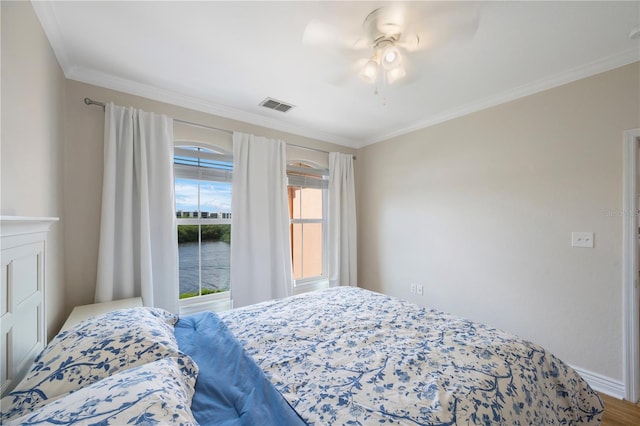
left=259, top=97, right=295, bottom=113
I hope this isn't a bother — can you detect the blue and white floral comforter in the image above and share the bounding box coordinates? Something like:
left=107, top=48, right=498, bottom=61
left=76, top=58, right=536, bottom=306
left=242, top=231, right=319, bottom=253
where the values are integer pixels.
left=219, top=287, right=604, bottom=425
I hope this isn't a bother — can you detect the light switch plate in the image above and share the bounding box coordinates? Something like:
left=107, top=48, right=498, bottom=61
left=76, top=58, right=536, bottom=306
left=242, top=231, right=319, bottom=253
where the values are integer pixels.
left=572, top=232, right=594, bottom=248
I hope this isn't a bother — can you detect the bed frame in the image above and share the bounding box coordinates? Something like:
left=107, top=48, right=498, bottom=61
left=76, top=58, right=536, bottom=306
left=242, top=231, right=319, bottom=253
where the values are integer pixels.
left=1, top=216, right=58, bottom=396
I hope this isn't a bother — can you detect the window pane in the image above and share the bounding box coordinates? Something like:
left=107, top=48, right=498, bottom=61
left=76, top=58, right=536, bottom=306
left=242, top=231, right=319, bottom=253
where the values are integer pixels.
left=178, top=225, right=200, bottom=299
left=292, top=223, right=303, bottom=280
left=177, top=223, right=231, bottom=298
left=300, top=188, right=322, bottom=219
left=290, top=187, right=302, bottom=219
left=200, top=181, right=232, bottom=218
left=291, top=223, right=323, bottom=280
left=302, top=223, right=323, bottom=277
left=175, top=178, right=199, bottom=217
left=200, top=225, right=230, bottom=293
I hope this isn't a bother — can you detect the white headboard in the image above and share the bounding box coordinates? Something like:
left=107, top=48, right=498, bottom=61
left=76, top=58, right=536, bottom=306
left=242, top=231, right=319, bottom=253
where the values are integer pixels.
left=1, top=216, right=58, bottom=396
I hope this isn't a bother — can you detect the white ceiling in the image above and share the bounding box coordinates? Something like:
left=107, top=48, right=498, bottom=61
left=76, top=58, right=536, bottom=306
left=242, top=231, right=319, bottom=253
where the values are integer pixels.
left=33, top=1, right=640, bottom=149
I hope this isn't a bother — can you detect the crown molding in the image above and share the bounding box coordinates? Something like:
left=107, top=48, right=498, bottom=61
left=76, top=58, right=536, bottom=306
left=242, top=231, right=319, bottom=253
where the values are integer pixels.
left=363, top=49, right=640, bottom=147
left=31, top=0, right=72, bottom=73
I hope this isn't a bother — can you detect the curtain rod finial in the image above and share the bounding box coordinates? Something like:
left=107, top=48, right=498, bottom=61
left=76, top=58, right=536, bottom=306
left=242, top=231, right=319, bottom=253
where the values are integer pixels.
left=84, top=97, right=106, bottom=110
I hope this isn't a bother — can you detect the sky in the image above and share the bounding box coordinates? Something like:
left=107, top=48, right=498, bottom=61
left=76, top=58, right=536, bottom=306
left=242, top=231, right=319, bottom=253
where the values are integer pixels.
left=175, top=178, right=231, bottom=213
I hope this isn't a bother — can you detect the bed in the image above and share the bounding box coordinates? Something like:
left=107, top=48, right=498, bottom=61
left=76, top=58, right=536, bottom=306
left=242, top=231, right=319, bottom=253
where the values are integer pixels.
left=1, top=287, right=604, bottom=425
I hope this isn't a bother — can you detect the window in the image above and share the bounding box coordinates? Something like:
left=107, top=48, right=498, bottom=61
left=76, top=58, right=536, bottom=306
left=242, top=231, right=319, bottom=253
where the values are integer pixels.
left=174, top=145, right=232, bottom=304
left=287, top=163, right=328, bottom=286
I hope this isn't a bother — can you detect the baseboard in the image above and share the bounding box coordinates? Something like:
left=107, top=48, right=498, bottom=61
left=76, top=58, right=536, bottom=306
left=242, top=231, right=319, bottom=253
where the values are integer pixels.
left=572, top=366, right=625, bottom=400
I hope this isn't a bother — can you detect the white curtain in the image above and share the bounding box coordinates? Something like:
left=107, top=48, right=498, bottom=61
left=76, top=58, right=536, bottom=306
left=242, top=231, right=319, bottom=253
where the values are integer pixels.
left=230, top=132, right=292, bottom=308
left=328, top=152, right=357, bottom=287
left=95, top=103, right=179, bottom=312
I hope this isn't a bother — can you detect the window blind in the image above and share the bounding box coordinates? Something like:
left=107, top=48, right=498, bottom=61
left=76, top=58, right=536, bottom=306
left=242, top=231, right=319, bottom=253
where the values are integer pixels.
left=174, top=163, right=233, bottom=183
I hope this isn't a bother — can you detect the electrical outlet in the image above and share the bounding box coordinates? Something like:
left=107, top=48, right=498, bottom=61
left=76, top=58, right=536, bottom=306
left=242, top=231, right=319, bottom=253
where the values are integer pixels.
left=417, top=284, right=423, bottom=295
left=572, top=232, right=594, bottom=248
left=410, top=283, right=417, bottom=294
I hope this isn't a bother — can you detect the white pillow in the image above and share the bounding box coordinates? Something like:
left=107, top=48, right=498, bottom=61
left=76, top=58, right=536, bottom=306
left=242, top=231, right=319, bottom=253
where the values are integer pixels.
left=1, top=307, right=181, bottom=421
left=4, top=355, right=198, bottom=426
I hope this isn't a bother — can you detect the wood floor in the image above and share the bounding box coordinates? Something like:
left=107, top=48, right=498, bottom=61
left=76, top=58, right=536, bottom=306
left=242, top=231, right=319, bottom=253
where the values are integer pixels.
left=600, top=393, right=640, bottom=425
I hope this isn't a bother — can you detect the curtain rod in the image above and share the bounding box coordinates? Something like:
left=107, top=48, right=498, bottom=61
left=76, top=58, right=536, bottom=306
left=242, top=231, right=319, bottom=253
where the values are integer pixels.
left=83, top=97, right=355, bottom=159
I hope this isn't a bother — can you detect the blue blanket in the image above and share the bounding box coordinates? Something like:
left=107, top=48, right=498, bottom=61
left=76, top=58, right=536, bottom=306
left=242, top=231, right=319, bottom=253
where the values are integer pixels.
left=174, top=312, right=306, bottom=426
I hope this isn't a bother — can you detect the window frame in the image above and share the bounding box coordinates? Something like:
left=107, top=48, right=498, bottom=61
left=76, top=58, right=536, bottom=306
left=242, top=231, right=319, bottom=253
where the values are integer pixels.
left=174, top=140, right=232, bottom=313
left=287, top=162, right=329, bottom=291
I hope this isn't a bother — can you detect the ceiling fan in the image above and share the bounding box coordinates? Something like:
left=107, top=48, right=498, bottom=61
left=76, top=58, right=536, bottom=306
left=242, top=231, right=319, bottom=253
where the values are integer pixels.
left=303, top=3, right=480, bottom=86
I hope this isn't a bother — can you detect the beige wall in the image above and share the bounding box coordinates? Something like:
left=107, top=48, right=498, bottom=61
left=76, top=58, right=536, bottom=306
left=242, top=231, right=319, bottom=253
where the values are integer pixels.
left=356, top=62, right=640, bottom=381
left=1, top=1, right=66, bottom=338
left=64, top=80, right=356, bottom=314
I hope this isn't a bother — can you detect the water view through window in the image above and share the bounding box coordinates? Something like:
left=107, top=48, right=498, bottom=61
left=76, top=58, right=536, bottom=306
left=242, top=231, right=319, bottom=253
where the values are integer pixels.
left=177, top=225, right=230, bottom=297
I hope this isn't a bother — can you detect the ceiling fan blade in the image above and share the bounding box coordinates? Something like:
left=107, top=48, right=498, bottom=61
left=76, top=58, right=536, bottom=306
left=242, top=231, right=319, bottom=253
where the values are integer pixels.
left=303, top=19, right=364, bottom=49
left=423, top=14, right=479, bottom=49
left=327, top=58, right=370, bottom=86
left=396, top=33, right=421, bottom=52
left=401, top=2, right=481, bottom=51
left=372, top=4, right=407, bottom=36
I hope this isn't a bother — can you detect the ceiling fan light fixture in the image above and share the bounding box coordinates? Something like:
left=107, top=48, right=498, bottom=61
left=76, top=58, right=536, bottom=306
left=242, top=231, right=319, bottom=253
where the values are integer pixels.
left=385, top=64, right=406, bottom=84
left=359, top=59, right=379, bottom=84
left=381, top=45, right=402, bottom=70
